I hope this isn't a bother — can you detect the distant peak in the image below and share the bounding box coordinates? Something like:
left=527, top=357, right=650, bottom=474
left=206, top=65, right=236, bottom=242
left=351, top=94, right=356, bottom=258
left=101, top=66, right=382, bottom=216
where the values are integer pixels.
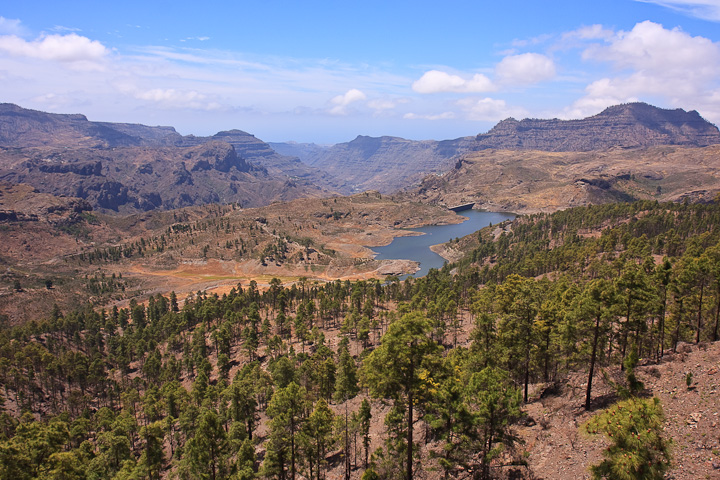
left=595, top=102, right=688, bottom=117
left=214, top=129, right=253, bottom=137
left=475, top=101, right=720, bottom=151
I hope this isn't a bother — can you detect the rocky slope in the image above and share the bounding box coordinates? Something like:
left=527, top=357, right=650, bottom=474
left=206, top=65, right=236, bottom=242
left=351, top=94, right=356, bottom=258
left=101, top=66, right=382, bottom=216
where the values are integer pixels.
left=0, top=141, right=328, bottom=213
left=519, top=341, right=720, bottom=480
left=407, top=145, right=720, bottom=214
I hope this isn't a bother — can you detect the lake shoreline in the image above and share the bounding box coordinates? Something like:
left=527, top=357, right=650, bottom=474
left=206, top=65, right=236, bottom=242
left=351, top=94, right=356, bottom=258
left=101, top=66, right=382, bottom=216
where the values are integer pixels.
left=369, top=210, right=515, bottom=278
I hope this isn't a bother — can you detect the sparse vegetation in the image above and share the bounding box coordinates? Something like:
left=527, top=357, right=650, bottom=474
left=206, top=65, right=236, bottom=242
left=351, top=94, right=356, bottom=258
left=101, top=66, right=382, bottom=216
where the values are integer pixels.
left=0, top=198, right=719, bottom=478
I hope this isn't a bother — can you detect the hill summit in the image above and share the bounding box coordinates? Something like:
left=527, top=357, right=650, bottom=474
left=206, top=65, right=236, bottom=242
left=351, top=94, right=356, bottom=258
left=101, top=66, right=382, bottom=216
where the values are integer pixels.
left=475, top=102, right=720, bottom=151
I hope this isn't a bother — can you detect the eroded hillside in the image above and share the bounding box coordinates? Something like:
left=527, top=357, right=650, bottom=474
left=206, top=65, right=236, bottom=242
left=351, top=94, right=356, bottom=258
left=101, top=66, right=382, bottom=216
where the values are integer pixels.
left=408, top=145, right=720, bottom=214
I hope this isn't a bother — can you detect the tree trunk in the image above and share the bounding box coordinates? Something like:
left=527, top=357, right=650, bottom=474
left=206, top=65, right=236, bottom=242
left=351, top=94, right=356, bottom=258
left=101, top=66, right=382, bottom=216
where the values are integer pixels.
left=659, top=288, right=668, bottom=360
left=544, top=331, right=551, bottom=382
left=696, top=282, right=704, bottom=344
left=523, top=335, right=531, bottom=403
left=620, top=300, right=632, bottom=371
left=673, top=299, right=684, bottom=353
left=291, top=418, right=296, bottom=480
left=585, top=313, right=601, bottom=410
left=407, top=387, right=413, bottom=480
left=407, top=347, right=415, bottom=480
left=713, top=295, right=720, bottom=342
left=344, top=401, right=350, bottom=480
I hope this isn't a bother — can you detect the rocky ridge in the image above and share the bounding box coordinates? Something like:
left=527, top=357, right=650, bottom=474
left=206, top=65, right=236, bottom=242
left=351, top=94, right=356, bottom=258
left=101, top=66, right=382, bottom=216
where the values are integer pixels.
left=475, top=102, right=720, bottom=152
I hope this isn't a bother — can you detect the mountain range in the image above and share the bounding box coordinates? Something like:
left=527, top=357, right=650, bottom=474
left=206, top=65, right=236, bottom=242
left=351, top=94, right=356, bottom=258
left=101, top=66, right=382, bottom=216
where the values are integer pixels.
left=0, top=103, right=333, bottom=213
left=272, top=102, right=720, bottom=194
left=0, top=102, right=718, bottom=213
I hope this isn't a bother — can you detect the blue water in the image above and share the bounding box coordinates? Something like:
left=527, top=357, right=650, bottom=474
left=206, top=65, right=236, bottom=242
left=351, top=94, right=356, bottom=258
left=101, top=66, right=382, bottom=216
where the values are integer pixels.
left=371, top=210, right=515, bottom=278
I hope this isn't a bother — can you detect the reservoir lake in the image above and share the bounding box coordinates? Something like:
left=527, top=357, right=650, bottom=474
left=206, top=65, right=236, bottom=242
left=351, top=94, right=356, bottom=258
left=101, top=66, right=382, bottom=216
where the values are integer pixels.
left=371, top=210, right=515, bottom=278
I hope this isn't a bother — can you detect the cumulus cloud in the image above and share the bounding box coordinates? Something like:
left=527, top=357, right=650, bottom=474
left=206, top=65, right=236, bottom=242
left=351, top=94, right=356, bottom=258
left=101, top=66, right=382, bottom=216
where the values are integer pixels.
left=412, top=70, right=494, bottom=94
left=457, top=97, right=528, bottom=121
left=329, top=88, right=366, bottom=115
left=570, top=20, right=720, bottom=119
left=0, top=33, right=109, bottom=64
left=635, top=0, right=720, bottom=21
left=495, top=53, right=556, bottom=85
left=403, top=112, right=455, bottom=120
left=583, top=20, right=720, bottom=71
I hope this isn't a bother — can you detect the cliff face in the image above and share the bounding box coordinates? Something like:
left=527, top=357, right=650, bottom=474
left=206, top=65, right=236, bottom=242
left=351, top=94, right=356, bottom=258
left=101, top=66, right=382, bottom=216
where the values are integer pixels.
left=0, top=103, right=183, bottom=148
left=475, top=103, right=720, bottom=151
left=183, top=130, right=342, bottom=192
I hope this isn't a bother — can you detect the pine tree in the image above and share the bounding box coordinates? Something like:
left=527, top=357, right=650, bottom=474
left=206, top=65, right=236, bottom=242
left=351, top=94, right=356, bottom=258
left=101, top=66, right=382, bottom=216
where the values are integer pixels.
left=358, top=399, right=372, bottom=470
left=334, top=345, right=359, bottom=403
left=266, top=382, right=309, bottom=480
left=334, top=343, right=359, bottom=480
left=300, top=398, right=335, bottom=480
left=425, top=349, right=475, bottom=479
left=571, top=279, right=615, bottom=410
left=182, top=407, right=229, bottom=480
left=465, top=367, right=523, bottom=480
left=496, top=274, right=539, bottom=403
left=583, top=397, right=672, bottom=480
left=233, top=437, right=256, bottom=480
left=362, top=311, right=442, bottom=480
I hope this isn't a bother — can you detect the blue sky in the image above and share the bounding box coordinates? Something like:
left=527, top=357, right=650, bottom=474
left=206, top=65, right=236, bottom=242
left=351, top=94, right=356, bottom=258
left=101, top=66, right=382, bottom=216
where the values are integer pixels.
left=1, top=1, right=720, bottom=143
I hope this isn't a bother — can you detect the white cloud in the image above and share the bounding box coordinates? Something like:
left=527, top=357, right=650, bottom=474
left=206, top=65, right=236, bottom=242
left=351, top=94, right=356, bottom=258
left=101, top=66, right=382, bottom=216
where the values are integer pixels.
left=134, top=88, right=225, bottom=110
left=403, top=112, right=455, bottom=120
left=0, top=33, right=109, bottom=64
left=180, top=36, right=211, bottom=42
left=368, top=99, right=397, bottom=111
left=582, top=20, right=720, bottom=71
left=635, top=0, right=720, bottom=21
left=565, top=24, right=615, bottom=41
left=570, top=21, right=720, bottom=121
left=412, top=70, right=494, bottom=94
left=511, top=34, right=553, bottom=48
left=329, top=89, right=367, bottom=115
left=495, top=53, right=556, bottom=85
left=0, top=17, right=26, bottom=36
left=52, top=25, right=82, bottom=33
left=457, top=97, right=528, bottom=121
